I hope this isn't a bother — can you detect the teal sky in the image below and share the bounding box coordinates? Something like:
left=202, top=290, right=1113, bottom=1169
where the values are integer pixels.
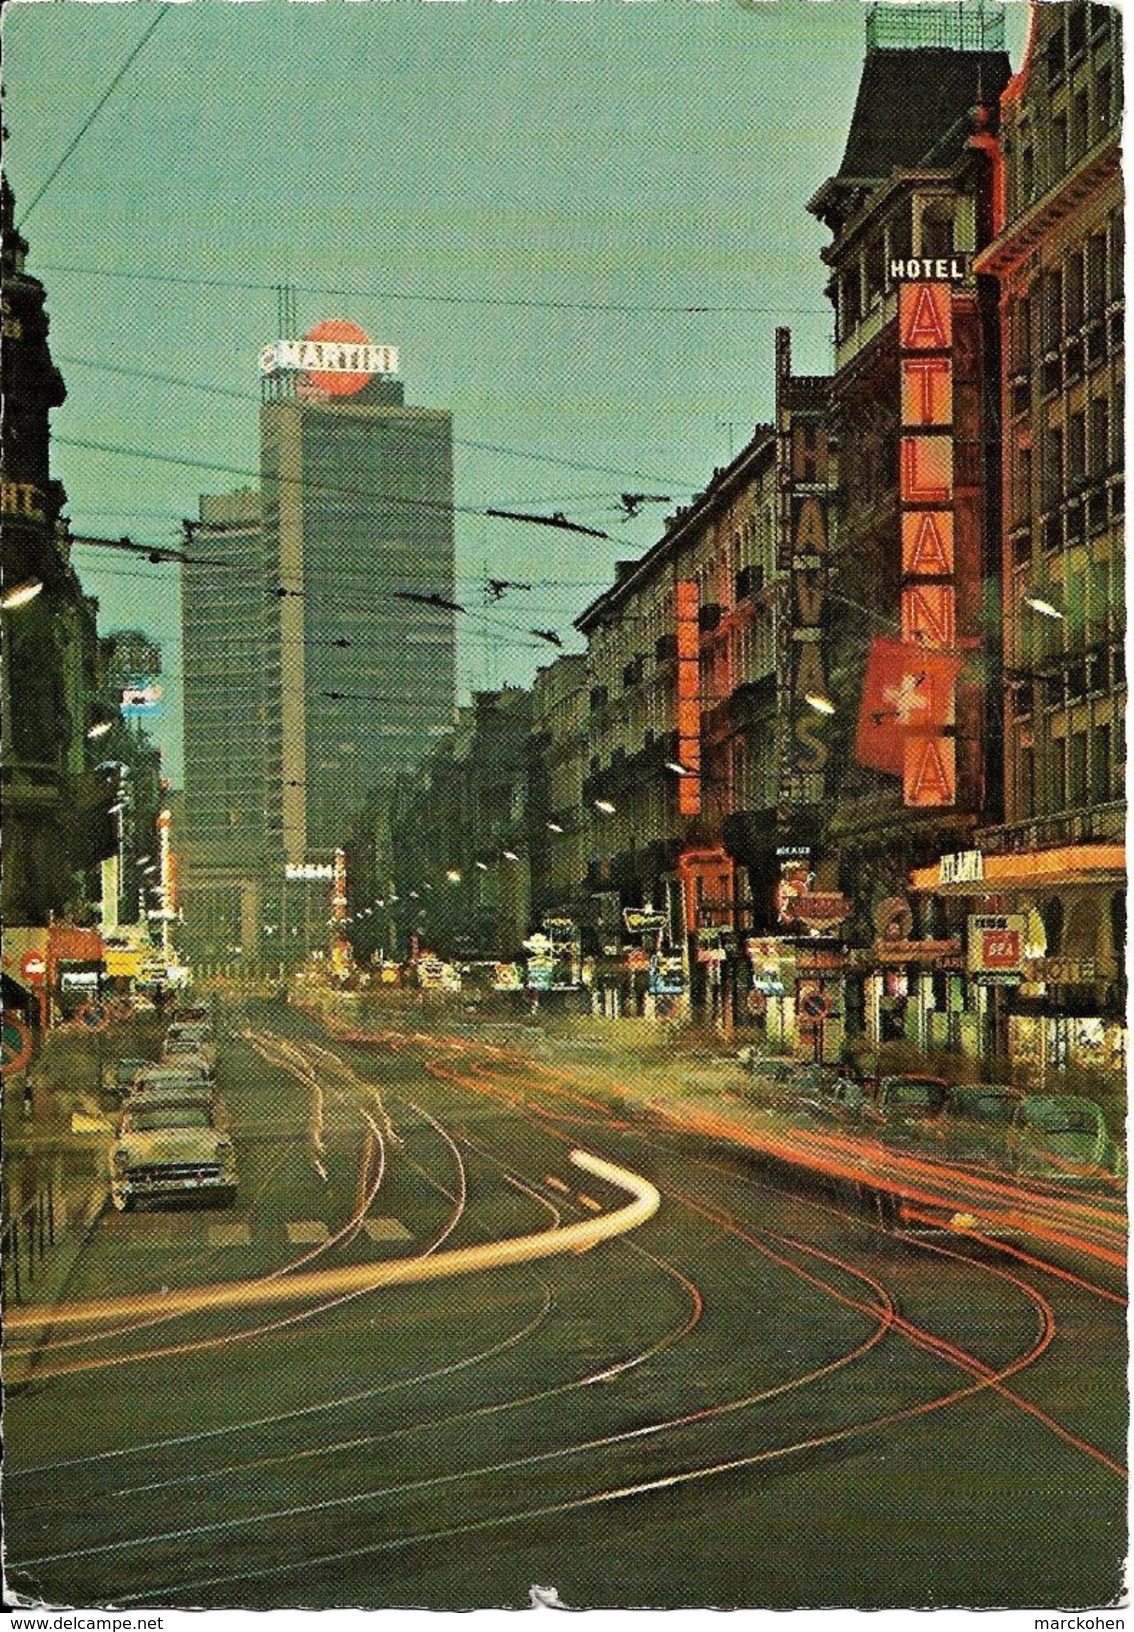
left=3, top=0, right=1026, bottom=782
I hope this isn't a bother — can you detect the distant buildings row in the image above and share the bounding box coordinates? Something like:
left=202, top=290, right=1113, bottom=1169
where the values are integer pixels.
left=1, top=175, right=170, bottom=1020
left=370, top=3, right=1125, bottom=1087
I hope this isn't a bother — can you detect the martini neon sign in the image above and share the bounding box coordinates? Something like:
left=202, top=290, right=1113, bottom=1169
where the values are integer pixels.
left=259, top=319, right=398, bottom=396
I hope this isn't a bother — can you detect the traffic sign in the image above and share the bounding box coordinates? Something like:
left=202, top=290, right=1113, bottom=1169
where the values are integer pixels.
left=0, top=1016, right=34, bottom=1076
left=799, top=987, right=830, bottom=1020
left=21, top=951, right=46, bottom=983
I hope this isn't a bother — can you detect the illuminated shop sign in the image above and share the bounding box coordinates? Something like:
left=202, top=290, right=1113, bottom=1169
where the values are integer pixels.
left=285, top=863, right=334, bottom=881
left=773, top=328, right=830, bottom=819
left=897, top=279, right=958, bottom=807
left=674, top=580, right=701, bottom=816
left=259, top=319, right=398, bottom=397
left=889, top=256, right=971, bottom=283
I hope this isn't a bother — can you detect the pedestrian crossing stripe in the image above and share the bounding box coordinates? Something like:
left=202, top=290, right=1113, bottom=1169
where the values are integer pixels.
left=207, top=1221, right=252, bottom=1247
left=286, top=1219, right=330, bottom=1244
left=361, top=1217, right=412, bottom=1242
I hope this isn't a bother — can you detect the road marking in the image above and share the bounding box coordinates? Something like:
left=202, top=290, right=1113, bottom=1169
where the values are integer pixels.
left=285, top=1220, right=330, bottom=1244
left=206, top=1222, right=252, bottom=1247
left=577, top=1193, right=602, bottom=1212
left=361, top=1217, right=412, bottom=1242
left=543, top=1175, right=569, bottom=1194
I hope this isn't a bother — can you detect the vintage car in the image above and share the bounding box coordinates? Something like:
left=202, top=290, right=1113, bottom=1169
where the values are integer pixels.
left=162, top=1022, right=216, bottom=1070
left=110, top=1102, right=237, bottom=1211
left=1011, top=1094, right=1125, bottom=1183
left=103, top=1057, right=152, bottom=1102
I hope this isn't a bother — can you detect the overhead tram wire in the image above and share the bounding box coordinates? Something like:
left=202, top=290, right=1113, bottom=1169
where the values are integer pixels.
left=52, top=351, right=703, bottom=493
left=34, top=260, right=827, bottom=319
left=55, top=433, right=623, bottom=545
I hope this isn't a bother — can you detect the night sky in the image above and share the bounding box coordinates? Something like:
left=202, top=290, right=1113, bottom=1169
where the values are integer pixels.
left=3, top=0, right=1026, bottom=780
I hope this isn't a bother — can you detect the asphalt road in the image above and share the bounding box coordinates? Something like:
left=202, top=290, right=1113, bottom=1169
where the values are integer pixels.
left=4, top=1002, right=1127, bottom=1610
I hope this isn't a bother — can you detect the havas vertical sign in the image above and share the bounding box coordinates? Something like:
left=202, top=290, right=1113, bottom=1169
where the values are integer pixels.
left=774, top=327, right=831, bottom=821
left=896, top=278, right=958, bottom=807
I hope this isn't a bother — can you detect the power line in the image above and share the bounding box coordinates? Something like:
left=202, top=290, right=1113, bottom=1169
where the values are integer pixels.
left=54, top=432, right=621, bottom=543
left=53, top=350, right=702, bottom=491
left=16, top=6, right=171, bottom=229
left=34, top=259, right=828, bottom=319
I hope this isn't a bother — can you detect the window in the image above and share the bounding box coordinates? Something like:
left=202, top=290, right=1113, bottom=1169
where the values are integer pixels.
left=921, top=208, right=955, bottom=259
left=1089, top=397, right=1110, bottom=479
left=1015, top=444, right=1033, bottom=524
left=1065, top=249, right=1084, bottom=329
left=1108, top=212, right=1124, bottom=303
left=1050, top=740, right=1068, bottom=814
left=1045, top=27, right=1066, bottom=84
left=1097, top=65, right=1113, bottom=138
left=1071, top=88, right=1090, bottom=160
left=1087, top=232, right=1108, bottom=316
left=1043, top=426, right=1064, bottom=506
left=1067, top=411, right=1086, bottom=486
left=1012, top=295, right=1033, bottom=371
left=1092, top=722, right=1112, bottom=804
left=1051, top=111, right=1068, bottom=178
left=1020, top=745, right=1036, bottom=817
left=1021, top=144, right=1035, bottom=205
left=1068, top=3, right=1086, bottom=58
left=1042, top=267, right=1063, bottom=348
left=1070, top=730, right=1088, bottom=805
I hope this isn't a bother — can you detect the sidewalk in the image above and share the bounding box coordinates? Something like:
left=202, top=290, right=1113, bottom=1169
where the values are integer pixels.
left=3, top=1026, right=120, bottom=1384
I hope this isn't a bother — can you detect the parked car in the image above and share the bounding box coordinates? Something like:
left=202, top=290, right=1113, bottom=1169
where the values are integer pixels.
left=939, top=1084, right=1023, bottom=1167
left=110, top=1103, right=237, bottom=1212
left=119, top=1084, right=227, bottom=1131
left=797, top=1074, right=868, bottom=1123
left=163, top=1023, right=216, bottom=1069
left=103, top=1057, right=151, bottom=1102
left=1012, top=1094, right=1125, bottom=1183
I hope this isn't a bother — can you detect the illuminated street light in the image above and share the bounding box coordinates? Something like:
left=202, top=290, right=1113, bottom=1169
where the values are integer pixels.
left=0, top=577, right=44, bottom=610
left=1023, top=592, right=1064, bottom=621
left=446, top=869, right=462, bottom=883
left=804, top=692, right=836, bottom=715
left=594, top=799, right=616, bottom=815
left=664, top=761, right=692, bottom=776
left=475, top=860, right=489, bottom=872
left=546, top=821, right=564, bottom=834
left=502, top=849, right=519, bottom=861
left=86, top=716, right=114, bottom=740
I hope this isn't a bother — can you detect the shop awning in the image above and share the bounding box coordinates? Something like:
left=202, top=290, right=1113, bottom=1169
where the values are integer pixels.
left=911, top=844, right=1126, bottom=896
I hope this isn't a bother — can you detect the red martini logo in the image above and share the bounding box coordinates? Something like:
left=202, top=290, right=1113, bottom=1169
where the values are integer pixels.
left=259, top=319, right=398, bottom=396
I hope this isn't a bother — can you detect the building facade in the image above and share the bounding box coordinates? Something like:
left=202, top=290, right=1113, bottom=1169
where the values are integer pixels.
left=1, top=174, right=114, bottom=961
left=941, top=0, right=1126, bottom=1093
left=808, top=11, right=1013, bottom=1062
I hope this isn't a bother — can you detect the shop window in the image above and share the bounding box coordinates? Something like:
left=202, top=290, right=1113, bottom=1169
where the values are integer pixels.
left=1042, top=896, right=1064, bottom=957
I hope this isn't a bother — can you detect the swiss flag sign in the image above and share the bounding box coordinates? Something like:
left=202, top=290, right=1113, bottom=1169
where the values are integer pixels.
left=855, top=638, right=962, bottom=775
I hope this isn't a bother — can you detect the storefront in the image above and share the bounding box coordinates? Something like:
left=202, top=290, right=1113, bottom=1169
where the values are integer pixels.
left=909, top=844, right=1126, bottom=1084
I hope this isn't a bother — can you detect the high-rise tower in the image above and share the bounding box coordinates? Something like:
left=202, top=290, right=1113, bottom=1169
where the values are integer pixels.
left=180, top=321, right=456, bottom=968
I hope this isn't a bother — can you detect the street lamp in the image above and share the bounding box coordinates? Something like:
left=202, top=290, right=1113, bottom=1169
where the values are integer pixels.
left=546, top=821, right=564, bottom=834
left=475, top=860, right=489, bottom=872
left=86, top=715, right=114, bottom=740
left=594, top=799, right=616, bottom=816
left=446, top=869, right=462, bottom=883
left=1023, top=591, right=1064, bottom=621
left=0, top=577, right=44, bottom=610
left=502, top=849, right=520, bottom=862
left=804, top=692, right=837, bottom=715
